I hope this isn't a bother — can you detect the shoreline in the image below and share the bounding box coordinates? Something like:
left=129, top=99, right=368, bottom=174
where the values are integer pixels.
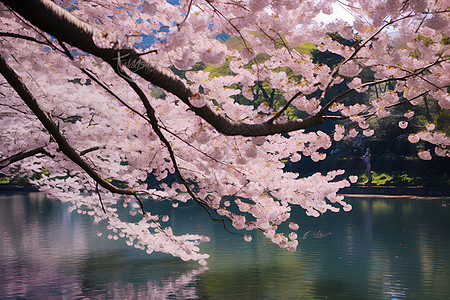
left=339, top=185, right=450, bottom=199
left=341, top=194, right=450, bottom=200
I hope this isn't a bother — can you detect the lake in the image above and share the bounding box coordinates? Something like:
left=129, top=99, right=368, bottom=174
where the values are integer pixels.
left=1, top=192, right=449, bottom=299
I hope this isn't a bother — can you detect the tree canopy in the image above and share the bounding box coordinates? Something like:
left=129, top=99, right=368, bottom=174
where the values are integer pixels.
left=0, top=0, right=449, bottom=265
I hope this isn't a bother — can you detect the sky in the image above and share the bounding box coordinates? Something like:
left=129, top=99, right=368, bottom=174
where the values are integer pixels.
left=314, top=2, right=355, bottom=24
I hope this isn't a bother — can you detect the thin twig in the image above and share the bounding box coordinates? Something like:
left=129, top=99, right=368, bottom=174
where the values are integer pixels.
left=0, top=146, right=54, bottom=168
left=0, top=32, right=48, bottom=45
left=177, top=0, right=193, bottom=29
left=79, top=146, right=101, bottom=156
left=96, top=182, right=107, bottom=214
left=205, top=0, right=253, bottom=54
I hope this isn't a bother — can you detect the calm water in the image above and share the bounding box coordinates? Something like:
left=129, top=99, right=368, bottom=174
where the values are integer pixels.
left=0, top=192, right=449, bottom=299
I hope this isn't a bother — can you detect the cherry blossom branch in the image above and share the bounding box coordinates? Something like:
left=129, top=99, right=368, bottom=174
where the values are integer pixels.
left=360, top=91, right=429, bottom=120
left=79, top=146, right=101, bottom=156
left=0, top=52, right=148, bottom=215
left=7, top=9, right=64, bottom=54
left=336, top=0, right=360, bottom=10
left=267, top=17, right=403, bottom=124
left=0, top=102, right=29, bottom=115
left=254, top=13, right=419, bottom=127
left=113, top=65, right=240, bottom=234
left=3, top=0, right=324, bottom=137
left=204, top=0, right=252, bottom=53
left=319, top=57, right=447, bottom=115
left=56, top=40, right=262, bottom=210
left=56, top=39, right=154, bottom=123
left=386, top=56, right=448, bottom=90
left=322, top=115, right=347, bottom=120
left=267, top=90, right=304, bottom=123
left=113, top=66, right=190, bottom=194
left=113, top=68, right=208, bottom=205
left=272, top=30, right=295, bottom=58
left=323, top=91, right=429, bottom=122
left=55, top=39, right=242, bottom=177
left=317, top=14, right=414, bottom=105
left=0, top=146, right=54, bottom=168
left=256, top=26, right=295, bottom=59
left=335, top=14, right=413, bottom=74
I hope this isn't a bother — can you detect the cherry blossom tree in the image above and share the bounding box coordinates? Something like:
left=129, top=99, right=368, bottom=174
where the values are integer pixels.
left=0, top=0, right=449, bottom=265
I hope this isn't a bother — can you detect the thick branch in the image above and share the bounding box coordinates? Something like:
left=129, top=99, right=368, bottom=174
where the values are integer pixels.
left=2, top=0, right=324, bottom=136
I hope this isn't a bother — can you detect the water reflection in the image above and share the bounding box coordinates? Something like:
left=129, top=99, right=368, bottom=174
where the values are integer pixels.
left=0, top=193, right=204, bottom=299
left=0, top=192, right=449, bottom=299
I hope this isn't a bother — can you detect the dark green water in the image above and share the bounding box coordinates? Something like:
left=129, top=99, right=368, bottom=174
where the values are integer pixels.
left=0, top=192, right=449, bottom=299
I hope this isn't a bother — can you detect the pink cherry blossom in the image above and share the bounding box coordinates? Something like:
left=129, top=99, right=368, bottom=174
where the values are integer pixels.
left=349, top=176, right=358, bottom=183
left=349, top=128, right=358, bottom=138
left=288, top=232, right=298, bottom=240
left=408, top=134, right=420, bottom=143
left=426, top=124, right=435, bottom=131
left=359, top=121, right=370, bottom=130
left=417, top=150, right=432, bottom=160
left=435, top=147, right=448, bottom=157
left=189, top=94, right=207, bottom=108
left=363, top=129, right=374, bottom=137
left=291, top=152, right=302, bottom=162
left=289, top=222, right=299, bottom=231
left=398, top=121, right=408, bottom=129
left=343, top=204, right=352, bottom=212
left=404, top=111, right=414, bottom=119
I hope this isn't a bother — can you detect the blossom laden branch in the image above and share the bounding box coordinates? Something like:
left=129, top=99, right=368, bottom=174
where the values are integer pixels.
left=319, top=57, right=448, bottom=115
left=2, top=0, right=324, bottom=137
left=360, top=91, right=430, bottom=120
left=319, top=14, right=415, bottom=104
left=0, top=52, right=148, bottom=215
left=55, top=39, right=240, bottom=177
left=113, top=63, right=239, bottom=234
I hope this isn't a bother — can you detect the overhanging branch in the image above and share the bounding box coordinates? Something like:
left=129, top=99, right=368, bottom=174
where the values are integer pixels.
left=0, top=53, right=148, bottom=215
left=2, top=0, right=324, bottom=136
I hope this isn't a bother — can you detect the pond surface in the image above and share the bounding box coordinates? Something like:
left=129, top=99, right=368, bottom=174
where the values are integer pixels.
left=0, top=192, right=449, bottom=299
